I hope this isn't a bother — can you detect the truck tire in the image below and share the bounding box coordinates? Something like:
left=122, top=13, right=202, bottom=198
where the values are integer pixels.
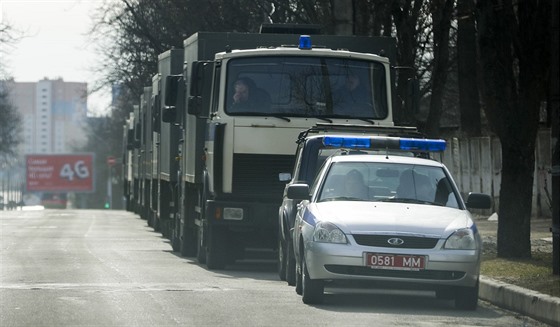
left=179, top=186, right=197, bottom=257
left=171, top=214, right=181, bottom=252
left=286, top=241, right=296, bottom=286
left=205, top=226, right=227, bottom=270
left=295, top=257, right=303, bottom=295
left=196, top=225, right=206, bottom=264
left=153, top=213, right=160, bottom=232
left=278, top=232, right=287, bottom=281
left=180, top=222, right=197, bottom=257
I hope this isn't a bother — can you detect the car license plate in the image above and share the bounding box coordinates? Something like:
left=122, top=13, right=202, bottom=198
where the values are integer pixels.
left=364, top=253, right=426, bottom=271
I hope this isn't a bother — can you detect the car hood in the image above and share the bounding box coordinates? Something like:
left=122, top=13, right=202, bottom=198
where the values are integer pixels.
left=308, top=201, right=474, bottom=238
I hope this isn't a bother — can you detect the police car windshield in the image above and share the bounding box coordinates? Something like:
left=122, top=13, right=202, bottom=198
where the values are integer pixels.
left=317, top=162, right=460, bottom=208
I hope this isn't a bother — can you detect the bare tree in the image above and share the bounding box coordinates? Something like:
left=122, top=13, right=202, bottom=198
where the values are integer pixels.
left=456, top=0, right=481, bottom=136
left=476, top=0, right=551, bottom=258
left=425, top=0, right=454, bottom=137
left=0, top=22, right=23, bottom=163
left=332, top=0, right=353, bottom=35
left=391, top=0, right=429, bottom=126
left=0, top=82, right=22, bottom=163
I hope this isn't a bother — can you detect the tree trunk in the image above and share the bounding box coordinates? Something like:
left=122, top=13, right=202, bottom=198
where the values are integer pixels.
left=498, top=136, right=535, bottom=258
left=425, top=0, right=454, bottom=137
left=476, top=0, right=548, bottom=258
left=391, top=0, right=424, bottom=126
left=332, top=0, right=354, bottom=35
left=456, top=0, right=481, bottom=136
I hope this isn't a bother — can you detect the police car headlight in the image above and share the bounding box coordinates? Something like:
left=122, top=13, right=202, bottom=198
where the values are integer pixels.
left=313, top=222, right=348, bottom=244
left=444, top=228, right=477, bottom=250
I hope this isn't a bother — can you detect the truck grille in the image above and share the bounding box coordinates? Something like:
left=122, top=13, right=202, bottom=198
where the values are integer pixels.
left=232, top=154, right=295, bottom=200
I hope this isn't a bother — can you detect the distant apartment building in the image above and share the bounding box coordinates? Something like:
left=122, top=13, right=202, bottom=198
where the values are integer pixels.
left=7, top=78, right=88, bottom=156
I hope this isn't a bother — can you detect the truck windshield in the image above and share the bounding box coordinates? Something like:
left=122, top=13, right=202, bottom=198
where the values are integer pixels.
left=225, top=56, right=387, bottom=119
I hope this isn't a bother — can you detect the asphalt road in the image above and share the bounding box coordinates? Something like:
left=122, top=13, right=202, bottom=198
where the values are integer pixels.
left=0, top=209, right=551, bottom=326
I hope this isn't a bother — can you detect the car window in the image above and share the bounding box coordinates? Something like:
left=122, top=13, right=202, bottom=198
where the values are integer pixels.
left=317, top=161, right=460, bottom=208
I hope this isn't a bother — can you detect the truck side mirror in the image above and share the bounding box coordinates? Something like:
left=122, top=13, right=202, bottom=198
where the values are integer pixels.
left=152, top=94, right=161, bottom=133
left=126, top=129, right=135, bottom=150
left=188, top=61, right=213, bottom=116
left=134, top=122, right=141, bottom=143
left=164, top=75, right=182, bottom=107
left=162, top=107, right=176, bottom=123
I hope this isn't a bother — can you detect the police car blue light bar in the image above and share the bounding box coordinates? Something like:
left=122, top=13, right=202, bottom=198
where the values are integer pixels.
left=299, top=35, right=312, bottom=50
left=399, top=137, right=446, bottom=152
left=322, top=136, right=371, bottom=148
left=322, top=136, right=446, bottom=152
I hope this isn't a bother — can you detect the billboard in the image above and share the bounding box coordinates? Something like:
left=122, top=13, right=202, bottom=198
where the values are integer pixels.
left=26, top=154, right=95, bottom=192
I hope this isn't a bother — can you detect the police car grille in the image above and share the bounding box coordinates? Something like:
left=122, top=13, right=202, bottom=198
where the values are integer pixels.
left=232, top=154, right=294, bottom=199
left=352, top=234, right=439, bottom=249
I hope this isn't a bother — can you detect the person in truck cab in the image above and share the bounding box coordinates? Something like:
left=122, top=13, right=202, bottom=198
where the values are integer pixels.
left=230, top=77, right=271, bottom=112
left=332, top=72, right=372, bottom=115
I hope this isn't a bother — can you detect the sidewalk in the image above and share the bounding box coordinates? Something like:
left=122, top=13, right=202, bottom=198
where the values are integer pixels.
left=476, top=216, right=559, bottom=326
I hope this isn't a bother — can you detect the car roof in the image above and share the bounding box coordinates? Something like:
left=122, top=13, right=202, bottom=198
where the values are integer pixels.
left=328, top=153, right=445, bottom=168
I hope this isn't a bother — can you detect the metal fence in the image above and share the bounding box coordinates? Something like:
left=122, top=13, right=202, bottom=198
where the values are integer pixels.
left=438, top=129, right=553, bottom=219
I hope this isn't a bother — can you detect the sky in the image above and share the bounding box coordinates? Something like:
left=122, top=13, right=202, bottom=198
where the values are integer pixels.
left=1, top=0, right=111, bottom=115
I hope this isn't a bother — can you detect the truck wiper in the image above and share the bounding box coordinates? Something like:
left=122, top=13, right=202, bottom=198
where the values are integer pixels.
left=358, top=118, right=375, bottom=124
left=268, top=114, right=291, bottom=122
left=328, top=114, right=375, bottom=125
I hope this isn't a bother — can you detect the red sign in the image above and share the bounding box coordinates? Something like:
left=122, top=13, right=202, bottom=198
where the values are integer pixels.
left=26, top=154, right=95, bottom=192
left=107, top=156, right=116, bottom=166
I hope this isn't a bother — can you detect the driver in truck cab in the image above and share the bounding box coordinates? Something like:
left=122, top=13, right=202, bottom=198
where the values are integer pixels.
left=230, top=77, right=271, bottom=112
left=333, top=72, right=374, bottom=116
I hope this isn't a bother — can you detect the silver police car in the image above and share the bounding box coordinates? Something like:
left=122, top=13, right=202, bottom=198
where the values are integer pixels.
left=288, top=136, right=491, bottom=309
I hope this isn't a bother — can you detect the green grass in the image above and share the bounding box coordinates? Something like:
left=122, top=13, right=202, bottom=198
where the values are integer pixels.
left=481, top=252, right=560, bottom=297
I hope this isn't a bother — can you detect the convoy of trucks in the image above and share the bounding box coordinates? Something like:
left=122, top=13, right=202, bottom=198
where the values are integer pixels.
left=123, top=24, right=416, bottom=270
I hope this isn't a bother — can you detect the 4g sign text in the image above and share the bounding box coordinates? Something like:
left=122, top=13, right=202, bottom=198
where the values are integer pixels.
left=26, top=154, right=95, bottom=192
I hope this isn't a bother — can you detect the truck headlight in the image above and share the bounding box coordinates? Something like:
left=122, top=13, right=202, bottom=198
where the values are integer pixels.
left=444, top=228, right=477, bottom=250
left=223, top=207, right=243, bottom=220
left=313, top=222, right=348, bottom=244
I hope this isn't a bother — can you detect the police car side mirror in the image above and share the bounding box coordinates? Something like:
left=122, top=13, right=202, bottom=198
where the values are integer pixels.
left=465, top=192, right=492, bottom=209
left=286, top=184, right=311, bottom=200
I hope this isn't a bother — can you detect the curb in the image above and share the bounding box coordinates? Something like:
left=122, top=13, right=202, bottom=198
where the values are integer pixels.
left=480, top=275, right=560, bottom=326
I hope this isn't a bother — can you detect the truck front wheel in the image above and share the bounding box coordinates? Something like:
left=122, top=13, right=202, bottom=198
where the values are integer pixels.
left=196, top=224, right=206, bottom=263
left=171, top=214, right=181, bottom=252
left=286, top=241, right=296, bottom=286
left=278, top=231, right=287, bottom=281
left=205, top=226, right=227, bottom=270
left=180, top=222, right=197, bottom=257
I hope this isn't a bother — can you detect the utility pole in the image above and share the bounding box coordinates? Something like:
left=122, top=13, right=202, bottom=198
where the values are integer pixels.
left=551, top=0, right=559, bottom=275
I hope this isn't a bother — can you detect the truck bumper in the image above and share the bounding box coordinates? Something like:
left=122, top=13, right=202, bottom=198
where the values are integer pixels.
left=205, top=199, right=279, bottom=247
